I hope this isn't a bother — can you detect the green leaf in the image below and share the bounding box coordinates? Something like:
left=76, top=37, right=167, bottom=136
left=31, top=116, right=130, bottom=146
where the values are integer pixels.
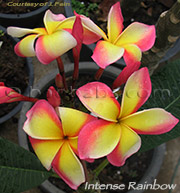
left=0, top=137, right=52, bottom=193
left=140, top=60, right=180, bottom=152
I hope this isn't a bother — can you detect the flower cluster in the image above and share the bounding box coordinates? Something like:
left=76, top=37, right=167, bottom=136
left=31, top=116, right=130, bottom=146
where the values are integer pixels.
left=1, top=2, right=178, bottom=191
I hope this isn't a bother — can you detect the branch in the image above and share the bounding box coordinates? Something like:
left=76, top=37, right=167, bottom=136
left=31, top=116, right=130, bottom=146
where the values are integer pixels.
left=141, top=0, right=180, bottom=75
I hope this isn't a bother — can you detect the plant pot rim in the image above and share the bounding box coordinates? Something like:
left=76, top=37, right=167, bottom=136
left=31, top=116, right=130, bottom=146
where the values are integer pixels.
left=18, top=62, right=165, bottom=193
left=0, top=0, right=55, bottom=19
left=0, top=25, right=34, bottom=124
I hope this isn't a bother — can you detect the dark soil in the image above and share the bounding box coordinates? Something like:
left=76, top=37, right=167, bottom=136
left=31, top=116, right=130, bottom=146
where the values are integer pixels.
left=49, top=150, right=154, bottom=193
left=0, top=34, right=28, bottom=117
left=0, top=0, right=49, bottom=14
left=71, top=0, right=176, bottom=32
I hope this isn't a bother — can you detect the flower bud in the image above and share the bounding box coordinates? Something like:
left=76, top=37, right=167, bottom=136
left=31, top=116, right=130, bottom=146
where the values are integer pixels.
left=0, top=83, right=25, bottom=104
left=47, top=86, right=61, bottom=107
left=55, top=74, right=64, bottom=89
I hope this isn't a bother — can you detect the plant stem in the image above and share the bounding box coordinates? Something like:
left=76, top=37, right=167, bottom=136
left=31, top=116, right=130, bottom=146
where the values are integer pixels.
left=56, top=57, right=68, bottom=91
left=82, top=160, right=89, bottom=182
left=72, top=50, right=79, bottom=89
left=93, top=159, right=109, bottom=178
left=23, top=96, right=39, bottom=103
left=95, top=68, right=104, bottom=80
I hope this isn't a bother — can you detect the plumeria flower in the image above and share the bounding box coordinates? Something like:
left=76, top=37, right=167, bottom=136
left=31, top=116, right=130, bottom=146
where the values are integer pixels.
left=7, top=10, right=77, bottom=64
left=23, top=100, right=96, bottom=189
left=91, top=2, right=156, bottom=69
left=7, top=10, right=104, bottom=65
left=77, top=68, right=179, bottom=166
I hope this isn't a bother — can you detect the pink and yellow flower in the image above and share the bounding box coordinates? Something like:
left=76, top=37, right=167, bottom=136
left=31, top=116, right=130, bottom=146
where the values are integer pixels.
left=91, top=2, right=156, bottom=69
left=23, top=100, right=95, bottom=189
left=76, top=68, right=179, bottom=166
left=7, top=10, right=77, bottom=64
left=7, top=10, right=104, bottom=65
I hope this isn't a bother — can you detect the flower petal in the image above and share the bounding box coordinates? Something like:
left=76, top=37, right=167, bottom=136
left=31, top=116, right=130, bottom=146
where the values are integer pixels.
left=15, top=35, right=38, bottom=57
left=68, top=138, right=78, bottom=155
left=107, top=124, right=141, bottom=166
left=107, top=2, right=124, bottom=43
left=52, top=142, right=85, bottom=190
left=79, top=14, right=107, bottom=43
left=57, top=107, right=96, bottom=137
left=82, top=27, right=103, bottom=44
left=56, top=16, right=74, bottom=30
left=77, top=82, right=120, bottom=122
left=35, top=30, right=77, bottom=64
left=112, top=62, right=141, bottom=89
left=58, top=16, right=105, bottom=44
left=29, top=137, right=64, bottom=170
left=120, top=67, right=151, bottom=118
left=115, top=22, right=156, bottom=51
left=123, top=44, right=142, bottom=65
left=68, top=138, right=94, bottom=163
left=92, top=40, right=124, bottom=69
left=7, top=27, right=47, bottom=37
left=23, top=100, right=63, bottom=139
left=43, top=10, right=66, bottom=34
left=78, top=120, right=121, bottom=159
left=121, top=108, right=179, bottom=134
